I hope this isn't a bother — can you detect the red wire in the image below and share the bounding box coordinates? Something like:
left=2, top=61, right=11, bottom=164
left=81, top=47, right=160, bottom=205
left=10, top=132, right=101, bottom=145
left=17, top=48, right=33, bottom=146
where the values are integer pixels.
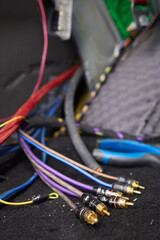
left=31, top=0, right=48, bottom=95
left=0, top=64, right=80, bottom=144
left=0, top=116, right=12, bottom=123
left=109, top=189, right=114, bottom=197
left=114, top=196, right=118, bottom=208
left=0, top=0, right=48, bottom=123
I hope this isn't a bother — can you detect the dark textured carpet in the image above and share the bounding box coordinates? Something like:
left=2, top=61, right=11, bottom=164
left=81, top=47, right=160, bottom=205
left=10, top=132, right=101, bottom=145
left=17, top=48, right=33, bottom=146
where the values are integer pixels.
left=0, top=136, right=160, bottom=240
left=0, top=1, right=160, bottom=240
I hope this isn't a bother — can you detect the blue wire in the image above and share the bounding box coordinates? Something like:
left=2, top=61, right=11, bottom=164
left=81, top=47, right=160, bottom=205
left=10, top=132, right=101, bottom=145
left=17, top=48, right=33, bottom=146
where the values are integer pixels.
left=19, top=132, right=112, bottom=189
left=0, top=128, right=42, bottom=198
left=0, top=175, right=37, bottom=199
left=0, top=99, right=62, bottom=199
left=0, top=145, right=15, bottom=151
left=0, top=146, right=21, bottom=157
left=0, top=129, right=42, bottom=158
left=38, top=96, right=112, bottom=189
left=41, top=98, right=63, bottom=163
left=27, top=98, right=58, bottom=118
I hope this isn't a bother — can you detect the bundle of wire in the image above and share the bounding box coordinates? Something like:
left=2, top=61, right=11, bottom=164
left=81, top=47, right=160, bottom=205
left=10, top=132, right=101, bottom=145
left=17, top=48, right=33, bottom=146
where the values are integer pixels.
left=0, top=0, right=79, bottom=145
left=0, top=88, right=144, bottom=225
left=0, top=0, right=81, bottom=218
left=0, top=0, right=146, bottom=226
left=0, top=70, right=145, bottom=226
left=17, top=126, right=145, bottom=224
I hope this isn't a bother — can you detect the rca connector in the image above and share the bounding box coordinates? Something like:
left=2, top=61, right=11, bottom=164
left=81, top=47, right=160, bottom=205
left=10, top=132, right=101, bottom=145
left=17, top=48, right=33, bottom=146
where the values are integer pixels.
left=75, top=207, right=98, bottom=225
left=98, top=195, right=134, bottom=209
left=112, top=183, right=141, bottom=196
left=93, top=187, right=129, bottom=200
left=82, top=194, right=110, bottom=216
left=117, top=176, right=145, bottom=190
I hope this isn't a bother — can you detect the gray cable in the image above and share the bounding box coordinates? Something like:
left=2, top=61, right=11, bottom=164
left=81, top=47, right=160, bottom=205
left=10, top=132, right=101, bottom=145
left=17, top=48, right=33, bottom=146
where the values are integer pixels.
left=64, top=67, right=102, bottom=171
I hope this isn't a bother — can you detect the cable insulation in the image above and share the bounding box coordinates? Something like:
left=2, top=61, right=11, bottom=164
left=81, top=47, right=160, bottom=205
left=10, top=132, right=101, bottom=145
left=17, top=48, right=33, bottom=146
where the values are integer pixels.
left=19, top=133, right=113, bottom=188
left=19, top=129, right=117, bottom=181
left=65, top=67, right=102, bottom=171
left=31, top=0, right=48, bottom=95
left=0, top=64, right=79, bottom=144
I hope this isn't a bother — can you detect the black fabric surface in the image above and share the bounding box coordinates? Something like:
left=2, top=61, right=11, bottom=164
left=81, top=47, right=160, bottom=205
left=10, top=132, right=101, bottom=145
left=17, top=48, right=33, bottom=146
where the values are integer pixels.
left=0, top=0, right=77, bottom=118
left=1, top=1, right=160, bottom=239
left=0, top=136, right=160, bottom=240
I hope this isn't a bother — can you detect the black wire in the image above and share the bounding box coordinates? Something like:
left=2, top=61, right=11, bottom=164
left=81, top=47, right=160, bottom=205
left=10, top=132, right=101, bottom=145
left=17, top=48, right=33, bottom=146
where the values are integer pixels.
left=28, top=115, right=62, bottom=129
left=64, top=67, right=102, bottom=171
left=27, top=114, right=160, bottom=145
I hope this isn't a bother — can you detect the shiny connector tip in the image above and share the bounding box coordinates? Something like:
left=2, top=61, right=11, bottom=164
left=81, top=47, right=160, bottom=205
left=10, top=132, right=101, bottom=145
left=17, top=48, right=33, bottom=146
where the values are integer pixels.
left=132, top=180, right=145, bottom=190
left=127, top=186, right=141, bottom=196
left=96, top=203, right=110, bottom=216
left=84, top=210, right=98, bottom=225
left=98, top=195, right=134, bottom=209
left=75, top=207, right=98, bottom=225
left=82, top=193, right=110, bottom=217
left=126, top=202, right=134, bottom=207
left=118, top=198, right=134, bottom=208
left=122, top=196, right=130, bottom=201
left=103, top=209, right=111, bottom=216
left=94, top=187, right=130, bottom=201
left=115, top=191, right=129, bottom=201
left=112, top=182, right=141, bottom=196
left=109, top=197, right=134, bottom=209
left=117, top=177, right=145, bottom=190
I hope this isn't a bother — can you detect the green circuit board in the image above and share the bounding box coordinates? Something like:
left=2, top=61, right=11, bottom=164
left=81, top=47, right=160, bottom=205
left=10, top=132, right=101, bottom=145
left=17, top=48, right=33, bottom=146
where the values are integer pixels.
left=104, top=0, right=153, bottom=39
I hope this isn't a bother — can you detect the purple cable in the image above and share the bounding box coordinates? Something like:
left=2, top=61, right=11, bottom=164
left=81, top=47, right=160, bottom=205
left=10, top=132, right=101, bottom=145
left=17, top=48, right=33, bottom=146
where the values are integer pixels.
left=36, top=168, right=78, bottom=197
left=20, top=137, right=93, bottom=192
left=117, top=132, right=124, bottom=139
left=93, top=128, right=101, bottom=132
left=137, top=137, right=143, bottom=141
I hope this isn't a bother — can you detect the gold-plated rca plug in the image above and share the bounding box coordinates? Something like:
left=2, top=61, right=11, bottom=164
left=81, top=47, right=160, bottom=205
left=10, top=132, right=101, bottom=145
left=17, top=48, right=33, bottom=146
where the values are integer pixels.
left=133, top=190, right=141, bottom=195
left=84, top=210, right=98, bottom=225
left=98, top=195, right=133, bottom=209
left=117, top=176, right=145, bottom=191
left=96, top=203, right=110, bottom=216
left=117, top=198, right=134, bottom=208
left=125, top=202, right=134, bottom=207
left=114, top=191, right=129, bottom=201
left=122, top=196, right=130, bottom=200
left=104, top=189, right=129, bottom=201
left=132, top=180, right=145, bottom=190
left=127, top=185, right=141, bottom=196
left=114, top=191, right=123, bottom=197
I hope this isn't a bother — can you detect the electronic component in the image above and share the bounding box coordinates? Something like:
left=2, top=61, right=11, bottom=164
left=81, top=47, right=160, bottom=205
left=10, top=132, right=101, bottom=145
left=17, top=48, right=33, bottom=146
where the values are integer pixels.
left=93, top=187, right=129, bottom=200
left=75, top=207, right=98, bottom=225
left=130, top=0, right=151, bottom=31
left=98, top=195, right=134, bottom=209
left=48, top=0, right=73, bottom=40
left=72, top=0, right=121, bottom=90
left=82, top=194, right=110, bottom=216
left=112, top=183, right=141, bottom=195
left=117, top=176, right=145, bottom=190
